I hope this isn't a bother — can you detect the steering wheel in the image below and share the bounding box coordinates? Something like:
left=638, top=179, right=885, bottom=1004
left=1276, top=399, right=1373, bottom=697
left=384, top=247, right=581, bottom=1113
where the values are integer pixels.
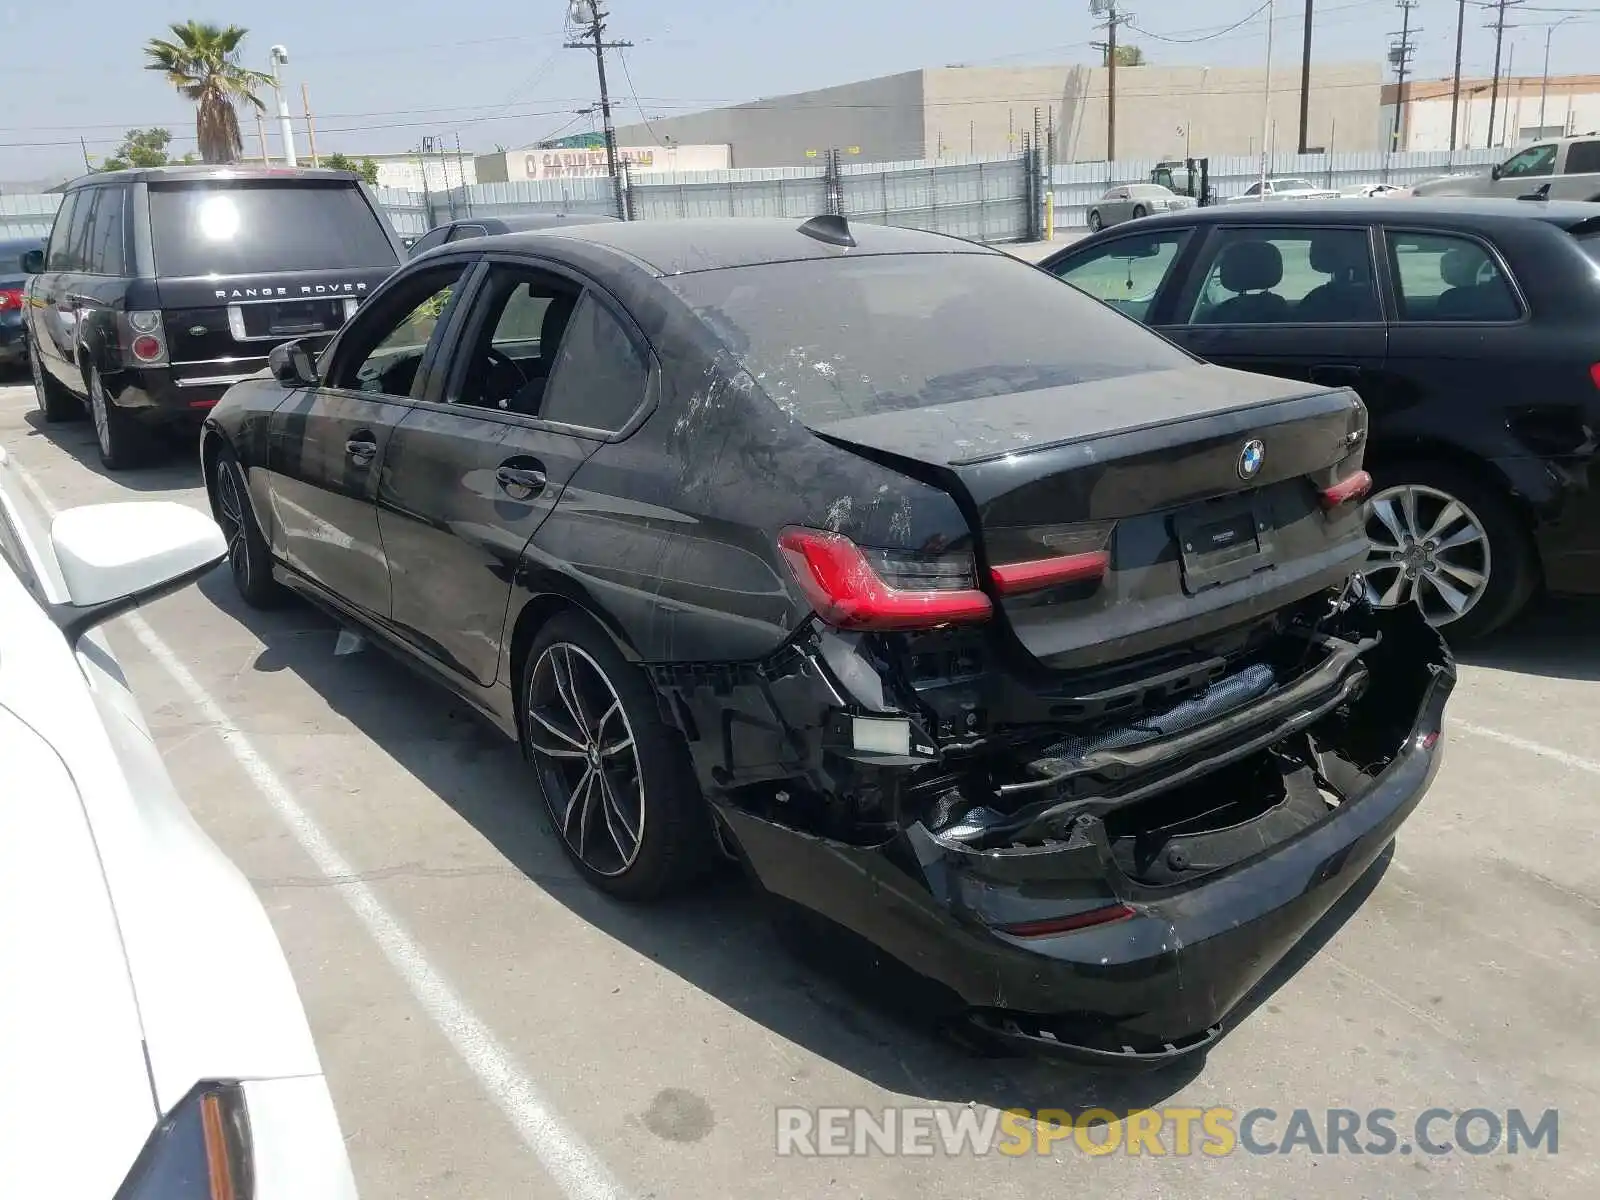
left=486, top=345, right=527, bottom=385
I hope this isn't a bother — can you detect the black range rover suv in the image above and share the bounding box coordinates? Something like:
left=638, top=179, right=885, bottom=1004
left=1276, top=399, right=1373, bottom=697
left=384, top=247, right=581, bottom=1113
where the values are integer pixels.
left=23, top=165, right=402, bottom=468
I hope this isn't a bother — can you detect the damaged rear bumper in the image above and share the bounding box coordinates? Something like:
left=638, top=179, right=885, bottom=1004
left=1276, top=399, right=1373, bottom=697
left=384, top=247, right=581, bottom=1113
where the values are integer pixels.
left=671, top=600, right=1455, bottom=1062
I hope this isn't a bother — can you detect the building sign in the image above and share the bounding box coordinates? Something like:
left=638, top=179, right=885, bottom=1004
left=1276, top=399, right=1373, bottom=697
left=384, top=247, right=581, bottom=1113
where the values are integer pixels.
left=524, top=147, right=657, bottom=179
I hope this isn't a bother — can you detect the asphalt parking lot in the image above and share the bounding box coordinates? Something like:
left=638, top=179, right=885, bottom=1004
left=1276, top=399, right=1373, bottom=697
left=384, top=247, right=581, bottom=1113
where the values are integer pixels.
left=3, top=377, right=1597, bottom=1199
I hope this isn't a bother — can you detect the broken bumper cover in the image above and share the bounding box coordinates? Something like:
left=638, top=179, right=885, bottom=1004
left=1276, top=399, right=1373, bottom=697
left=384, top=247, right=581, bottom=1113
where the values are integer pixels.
left=709, top=612, right=1454, bottom=1063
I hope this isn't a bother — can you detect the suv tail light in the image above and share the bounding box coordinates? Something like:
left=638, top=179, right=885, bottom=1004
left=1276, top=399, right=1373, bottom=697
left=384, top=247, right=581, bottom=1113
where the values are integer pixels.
left=777, top=527, right=992, bottom=631
left=0, top=288, right=22, bottom=312
left=119, top=310, right=168, bottom=366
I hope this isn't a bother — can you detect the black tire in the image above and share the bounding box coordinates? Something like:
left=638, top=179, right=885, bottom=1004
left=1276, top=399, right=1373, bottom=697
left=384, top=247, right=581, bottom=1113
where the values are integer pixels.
left=30, top=344, right=80, bottom=423
left=1087, top=210, right=1103, bottom=232
left=519, top=613, right=714, bottom=901
left=1363, top=459, right=1537, bottom=641
left=211, top=449, right=287, bottom=609
left=1131, top=204, right=1148, bottom=220
left=87, top=367, right=149, bottom=470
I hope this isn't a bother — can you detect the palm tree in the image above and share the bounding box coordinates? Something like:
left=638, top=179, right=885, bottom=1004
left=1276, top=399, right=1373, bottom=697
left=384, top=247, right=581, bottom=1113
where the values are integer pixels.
left=143, top=22, right=273, bottom=164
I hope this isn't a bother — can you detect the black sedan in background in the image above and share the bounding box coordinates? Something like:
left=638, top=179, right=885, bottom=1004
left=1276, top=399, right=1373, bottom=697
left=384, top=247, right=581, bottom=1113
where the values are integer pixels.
left=202, top=215, right=1451, bottom=1061
left=406, top=211, right=618, bottom=257
left=1042, top=198, right=1600, bottom=639
left=0, top=235, right=45, bottom=369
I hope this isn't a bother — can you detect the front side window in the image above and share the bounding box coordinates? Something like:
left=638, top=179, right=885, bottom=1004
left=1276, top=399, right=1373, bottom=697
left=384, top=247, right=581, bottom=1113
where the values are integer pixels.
left=333, top=265, right=468, bottom=396
left=1499, top=144, right=1557, bottom=179
left=1386, top=231, right=1521, bottom=322
left=1563, top=140, right=1600, bottom=174
left=148, top=181, right=398, bottom=276
left=43, top=193, right=78, bottom=272
left=1243, top=183, right=1262, bottom=197
left=1049, top=229, right=1191, bottom=323
left=1185, top=227, right=1379, bottom=325
left=667, top=251, right=1192, bottom=425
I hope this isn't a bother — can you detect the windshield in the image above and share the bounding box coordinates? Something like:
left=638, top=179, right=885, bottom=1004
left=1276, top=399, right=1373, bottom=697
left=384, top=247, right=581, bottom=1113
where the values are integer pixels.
left=148, top=181, right=398, bottom=277
left=666, top=251, right=1192, bottom=424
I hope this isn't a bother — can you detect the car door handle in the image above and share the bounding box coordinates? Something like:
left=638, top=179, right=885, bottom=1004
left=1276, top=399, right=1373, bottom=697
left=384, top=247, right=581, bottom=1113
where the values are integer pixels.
left=1310, top=364, right=1362, bottom=386
left=346, top=436, right=378, bottom=465
left=496, top=466, right=547, bottom=496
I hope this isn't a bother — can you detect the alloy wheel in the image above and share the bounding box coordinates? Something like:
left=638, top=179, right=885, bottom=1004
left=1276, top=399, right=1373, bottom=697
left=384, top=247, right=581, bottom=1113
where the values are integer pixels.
left=89, top=372, right=112, bottom=457
left=1364, top=483, right=1492, bottom=626
left=525, top=642, right=644, bottom=876
left=214, top=462, right=250, bottom=590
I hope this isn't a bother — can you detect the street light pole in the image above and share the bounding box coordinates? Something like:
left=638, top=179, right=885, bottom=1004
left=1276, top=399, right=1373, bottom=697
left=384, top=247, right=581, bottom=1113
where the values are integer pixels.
left=268, top=45, right=298, bottom=167
left=1260, top=0, right=1277, bottom=197
left=1540, top=16, right=1577, bottom=136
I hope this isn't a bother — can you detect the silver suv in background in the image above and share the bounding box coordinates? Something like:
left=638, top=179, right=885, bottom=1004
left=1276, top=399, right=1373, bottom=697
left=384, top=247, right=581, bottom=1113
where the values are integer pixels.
left=1412, top=134, right=1600, bottom=201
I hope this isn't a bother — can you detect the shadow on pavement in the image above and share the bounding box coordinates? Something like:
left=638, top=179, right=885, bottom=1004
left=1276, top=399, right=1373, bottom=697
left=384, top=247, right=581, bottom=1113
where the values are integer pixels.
left=1456, top=594, right=1600, bottom=682
left=198, top=569, right=1390, bottom=1118
left=15, top=407, right=203, bottom=492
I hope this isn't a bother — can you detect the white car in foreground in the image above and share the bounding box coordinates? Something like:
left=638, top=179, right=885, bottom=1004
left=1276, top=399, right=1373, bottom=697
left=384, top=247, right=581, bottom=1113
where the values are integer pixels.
left=0, top=444, right=357, bottom=1198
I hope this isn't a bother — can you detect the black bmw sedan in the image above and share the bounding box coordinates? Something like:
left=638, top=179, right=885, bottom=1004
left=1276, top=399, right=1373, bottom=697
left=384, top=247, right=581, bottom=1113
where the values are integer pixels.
left=1041, top=197, right=1600, bottom=639
left=202, top=215, right=1452, bottom=1061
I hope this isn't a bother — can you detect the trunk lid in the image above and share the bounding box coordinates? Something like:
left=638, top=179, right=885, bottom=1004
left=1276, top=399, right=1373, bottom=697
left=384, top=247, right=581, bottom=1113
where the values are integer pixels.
left=810, top=364, right=1371, bottom=669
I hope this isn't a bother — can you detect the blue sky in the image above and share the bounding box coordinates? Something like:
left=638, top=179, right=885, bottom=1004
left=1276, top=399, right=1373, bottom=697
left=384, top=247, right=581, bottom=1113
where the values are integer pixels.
left=3, top=0, right=1598, bottom=180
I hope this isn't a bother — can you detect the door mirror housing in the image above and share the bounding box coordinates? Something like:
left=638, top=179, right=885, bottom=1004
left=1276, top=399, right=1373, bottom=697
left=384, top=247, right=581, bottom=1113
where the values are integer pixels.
left=269, top=339, right=319, bottom=388
left=21, top=249, right=44, bottom=274
left=1490, top=163, right=1503, bottom=181
left=48, top=502, right=226, bottom=643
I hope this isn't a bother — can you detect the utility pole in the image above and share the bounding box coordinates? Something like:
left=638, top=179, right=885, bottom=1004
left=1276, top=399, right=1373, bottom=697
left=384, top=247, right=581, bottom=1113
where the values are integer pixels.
left=301, top=82, right=320, bottom=167
left=1449, top=1, right=1466, bottom=151
left=1090, top=1, right=1132, bottom=162
left=255, top=110, right=271, bottom=164
left=1486, top=0, right=1524, bottom=150
left=1298, top=0, right=1314, bottom=153
left=565, top=0, right=631, bottom=220
left=80, top=137, right=93, bottom=173
left=1389, top=0, right=1420, bottom=153
left=1259, top=0, right=1278, bottom=196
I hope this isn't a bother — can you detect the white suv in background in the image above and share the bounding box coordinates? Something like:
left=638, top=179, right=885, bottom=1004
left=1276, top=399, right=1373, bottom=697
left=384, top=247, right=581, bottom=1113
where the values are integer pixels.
left=0, top=444, right=357, bottom=1199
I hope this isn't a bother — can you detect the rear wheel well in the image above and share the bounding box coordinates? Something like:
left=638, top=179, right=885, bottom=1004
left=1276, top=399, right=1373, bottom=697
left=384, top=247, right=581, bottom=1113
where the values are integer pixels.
left=508, top=594, right=656, bottom=738
left=199, top=431, right=226, bottom=517
left=1362, top=436, right=1538, bottom=539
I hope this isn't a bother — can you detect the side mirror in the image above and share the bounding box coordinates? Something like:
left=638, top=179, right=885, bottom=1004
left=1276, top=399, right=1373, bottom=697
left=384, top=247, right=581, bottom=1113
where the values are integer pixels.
left=21, top=249, right=44, bottom=274
left=1490, top=163, right=1503, bottom=181
left=48, top=502, right=226, bottom=643
left=269, top=339, right=318, bottom=388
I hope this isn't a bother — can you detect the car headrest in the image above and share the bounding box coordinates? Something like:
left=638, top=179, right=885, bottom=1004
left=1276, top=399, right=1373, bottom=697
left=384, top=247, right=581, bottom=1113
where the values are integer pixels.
left=1219, top=240, right=1284, bottom=293
left=1439, top=247, right=1486, bottom=289
left=1309, top=236, right=1370, bottom=278
left=540, top=290, right=579, bottom=357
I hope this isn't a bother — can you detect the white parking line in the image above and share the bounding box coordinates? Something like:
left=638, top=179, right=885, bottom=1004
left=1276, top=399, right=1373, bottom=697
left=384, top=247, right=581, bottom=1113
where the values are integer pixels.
left=11, top=463, right=632, bottom=1200
left=1451, top=719, right=1600, bottom=778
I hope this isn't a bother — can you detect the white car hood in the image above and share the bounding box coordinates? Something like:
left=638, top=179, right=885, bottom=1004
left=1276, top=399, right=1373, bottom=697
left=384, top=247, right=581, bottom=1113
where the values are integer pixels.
left=0, top=702, right=156, bottom=1197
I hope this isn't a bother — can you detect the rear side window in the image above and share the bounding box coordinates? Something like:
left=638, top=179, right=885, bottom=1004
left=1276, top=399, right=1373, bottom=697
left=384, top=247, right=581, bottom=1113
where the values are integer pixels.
left=148, top=182, right=398, bottom=277
left=540, top=294, right=650, bottom=431
left=667, top=252, right=1191, bottom=424
left=1185, top=227, right=1380, bottom=325
left=84, top=186, right=127, bottom=276
left=1564, top=141, right=1600, bottom=174
left=1386, top=232, right=1521, bottom=322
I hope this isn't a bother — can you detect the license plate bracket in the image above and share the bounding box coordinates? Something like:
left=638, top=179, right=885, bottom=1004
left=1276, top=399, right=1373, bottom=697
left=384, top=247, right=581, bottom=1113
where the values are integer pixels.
left=1173, top=496, right=1277, bottom=594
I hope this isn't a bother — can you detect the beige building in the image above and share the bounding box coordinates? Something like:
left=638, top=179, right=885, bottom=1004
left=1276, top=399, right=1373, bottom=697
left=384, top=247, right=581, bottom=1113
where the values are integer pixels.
left=1384, top=74, right=1600, bottom=152
left=609, top=63, right=1386, bottom=167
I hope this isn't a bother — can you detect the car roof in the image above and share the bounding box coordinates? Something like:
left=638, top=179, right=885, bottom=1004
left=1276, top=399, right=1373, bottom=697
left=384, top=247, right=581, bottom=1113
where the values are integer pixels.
left=1127, top=196, right=1600, bottom=232
left=477, top=212, right=621, bottom=232
left=62, top=164, right=362, bottom=188
left=471, top=216, right=999, bottom=275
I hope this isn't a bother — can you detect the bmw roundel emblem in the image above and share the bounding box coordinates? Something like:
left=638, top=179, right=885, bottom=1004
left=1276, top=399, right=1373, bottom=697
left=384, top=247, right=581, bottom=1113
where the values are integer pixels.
left=1238, top=439, right=1265, bottom=480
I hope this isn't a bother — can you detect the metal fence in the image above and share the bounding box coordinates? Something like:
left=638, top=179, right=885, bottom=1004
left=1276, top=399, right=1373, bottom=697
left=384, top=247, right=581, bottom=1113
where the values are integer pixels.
left=1049, top=148, right=1506, bottom=227
left=0, top=147, right=1517, bottom=247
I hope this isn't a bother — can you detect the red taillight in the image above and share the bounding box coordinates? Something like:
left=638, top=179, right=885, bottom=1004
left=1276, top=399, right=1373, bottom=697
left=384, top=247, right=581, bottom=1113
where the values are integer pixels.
left=131, top=335, right=163, bottom=362
left=1319, top=469, right=1373, bottom=509
left=0, top=288, right=22, bottom=311
left=997, top=903, right=1137, bottom=938
left=777, top=527, right=993, bottom=631
left=990, top=550, right=1110, bottom=595
left=1590, top=363, right=1600, bottom=390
